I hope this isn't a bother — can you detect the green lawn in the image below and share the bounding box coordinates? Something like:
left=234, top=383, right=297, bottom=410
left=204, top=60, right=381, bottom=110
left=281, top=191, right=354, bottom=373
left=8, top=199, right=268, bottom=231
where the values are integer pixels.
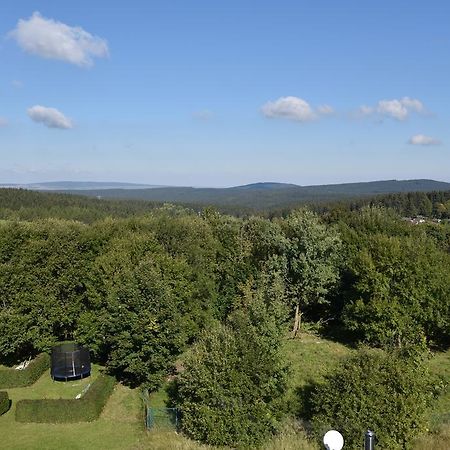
left=412, top=348, right=450, bottom=449
left=6, top=365, right=100, bottom=400
left=0, top=367, right=143, bottom=450
left=1, top=338, right=448, bottom=449
left=428, top=348, right=450, bottom=427
left=282, top=331, right=353, bottom=416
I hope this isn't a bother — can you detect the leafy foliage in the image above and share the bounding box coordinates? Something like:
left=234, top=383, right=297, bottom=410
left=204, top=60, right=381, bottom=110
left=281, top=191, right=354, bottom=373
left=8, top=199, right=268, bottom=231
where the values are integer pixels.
left=310, top=349, right=439, bottom=450
left=339, top=208, right=450, bottom=348
left=281, top=209, right=342, bottom=335
left=172, top=274, right=289, bottom=447
left=0, top=188, right=449, bottom=448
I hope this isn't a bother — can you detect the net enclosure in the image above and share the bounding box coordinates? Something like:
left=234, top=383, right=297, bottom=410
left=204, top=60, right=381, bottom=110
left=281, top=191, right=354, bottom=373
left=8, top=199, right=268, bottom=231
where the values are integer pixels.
left=51, top=343, right=91, bottom=381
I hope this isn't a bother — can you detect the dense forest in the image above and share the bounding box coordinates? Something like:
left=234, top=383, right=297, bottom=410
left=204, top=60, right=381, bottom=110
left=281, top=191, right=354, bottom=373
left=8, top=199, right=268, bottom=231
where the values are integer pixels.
left=55, top=178, right=450, bottom=210
left=1, top=187, right=450, bottom=220
left=0, top=188, right=449, bottom=448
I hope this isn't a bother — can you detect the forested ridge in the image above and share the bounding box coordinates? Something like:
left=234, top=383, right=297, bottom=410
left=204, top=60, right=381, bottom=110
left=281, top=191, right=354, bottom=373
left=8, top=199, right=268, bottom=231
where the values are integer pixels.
left=1, top=187, right=450, bottom=220
left=0, top=188, right=449, bottom=448
left=55, top=178, right=450, bottom=209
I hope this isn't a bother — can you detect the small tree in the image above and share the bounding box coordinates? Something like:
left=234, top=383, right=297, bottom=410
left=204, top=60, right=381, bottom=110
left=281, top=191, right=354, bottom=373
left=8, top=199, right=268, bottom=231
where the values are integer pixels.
left=310, top=348, right=438, bottom=450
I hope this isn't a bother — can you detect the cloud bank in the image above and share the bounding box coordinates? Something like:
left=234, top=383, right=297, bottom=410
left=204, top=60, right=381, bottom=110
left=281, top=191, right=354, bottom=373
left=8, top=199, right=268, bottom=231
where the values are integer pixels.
left=261, top=96, right=333, bottom=122
left=10, top=12, right=109, bottom=67
left=359, top=97, right=425, bottom=120
left=27, top=105, right=73, bottom=129
left=408, top=134, right=441, bottom=146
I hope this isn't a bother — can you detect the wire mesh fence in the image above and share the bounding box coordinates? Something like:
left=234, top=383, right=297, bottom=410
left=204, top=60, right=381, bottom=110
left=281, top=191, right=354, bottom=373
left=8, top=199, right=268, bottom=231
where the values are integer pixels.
left=141, top=389, right=180, bottom=431
left=146, top=407, right=180, bottom=431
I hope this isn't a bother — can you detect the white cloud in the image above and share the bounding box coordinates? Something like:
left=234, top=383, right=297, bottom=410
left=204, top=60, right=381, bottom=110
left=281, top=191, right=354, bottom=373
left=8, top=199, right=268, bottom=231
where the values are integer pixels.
left=400, top=97, right=424, bottom=113
left=317, top=104, right=334, bottom=115
left=377, top=99, right=409, bottom=120
left=9, top=12, right=109, bottom=67
left=408, top=134, right=441, bottom=146
left=27, top=105, right=73, bottom=129
left=359, top=97, right=425, bottom=121
left=0, top=117, right=8, bottom=127
left=358, top=105, right=374, bottom=117
left=192, top=110, right=214, bottom=121
left=11, top=80, right=23, bottom=88
left=262, top=96, right=321, bottom=122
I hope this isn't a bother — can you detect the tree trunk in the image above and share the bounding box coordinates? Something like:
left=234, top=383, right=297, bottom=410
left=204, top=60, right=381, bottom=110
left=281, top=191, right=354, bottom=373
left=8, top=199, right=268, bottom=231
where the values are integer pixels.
left=291, top=303, right=302, bottom=338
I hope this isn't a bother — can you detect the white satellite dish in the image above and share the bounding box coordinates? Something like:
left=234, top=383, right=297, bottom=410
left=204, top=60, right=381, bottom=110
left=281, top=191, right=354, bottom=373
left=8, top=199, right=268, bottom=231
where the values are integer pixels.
left=323, top=430, right=344, bottom=450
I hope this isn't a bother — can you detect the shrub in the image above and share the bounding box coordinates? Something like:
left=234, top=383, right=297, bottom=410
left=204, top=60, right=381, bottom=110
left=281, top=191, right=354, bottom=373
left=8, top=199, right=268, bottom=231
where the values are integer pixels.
left=173, top=293, right=288, bottom=448
left=0, top=353, right=50, bottom=388
left=0, top=391, right=10, bottom=415
left=15, top=373, right=115, bottom=423
left=309, top=348, right=438, bottom=450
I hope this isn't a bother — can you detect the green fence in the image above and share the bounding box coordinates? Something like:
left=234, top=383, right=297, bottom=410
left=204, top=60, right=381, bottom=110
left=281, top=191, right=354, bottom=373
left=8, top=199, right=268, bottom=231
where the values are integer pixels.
left=146, top=407, right=179, bottom=430
left=141, top=390, right=180, bottom=431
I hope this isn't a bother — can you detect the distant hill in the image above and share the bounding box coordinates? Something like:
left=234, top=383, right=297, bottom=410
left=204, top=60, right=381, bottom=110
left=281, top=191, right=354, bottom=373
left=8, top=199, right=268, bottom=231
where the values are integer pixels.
left=51, top=179, right=450, bottom=210
left=237, top=182, right=299, bottom=190
left=0, top=181, right=161, bottom=191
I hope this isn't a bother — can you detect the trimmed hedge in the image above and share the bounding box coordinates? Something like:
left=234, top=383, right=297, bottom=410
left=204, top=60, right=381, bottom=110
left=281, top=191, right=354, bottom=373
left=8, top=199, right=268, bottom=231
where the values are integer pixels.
left=15, top=374, right=115, bottom=423
left=0, top=391, right=10, bottom=415
left=0, top=353, right=50, bottom=388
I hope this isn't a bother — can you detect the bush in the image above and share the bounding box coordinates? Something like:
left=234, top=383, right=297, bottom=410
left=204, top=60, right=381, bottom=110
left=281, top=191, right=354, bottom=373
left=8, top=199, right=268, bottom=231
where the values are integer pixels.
left=173, top=317, right=288, bottom=447
left=309, top=349, right=438, bottom=450
left=0, top=353, right=50, bottom=388
left=15, top=373, right=115, bottom=423
left=0, top=391, right=10, bottom=415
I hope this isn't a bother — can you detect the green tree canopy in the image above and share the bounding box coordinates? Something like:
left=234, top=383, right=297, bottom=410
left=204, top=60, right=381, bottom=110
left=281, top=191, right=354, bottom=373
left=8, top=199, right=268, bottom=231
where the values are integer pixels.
left=310, top=349, right=439, bottom=450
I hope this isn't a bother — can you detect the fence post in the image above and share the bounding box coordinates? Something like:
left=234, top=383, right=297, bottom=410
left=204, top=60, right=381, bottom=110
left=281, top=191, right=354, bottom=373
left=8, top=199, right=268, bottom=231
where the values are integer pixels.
left=364, top=430, right=375, bottom=450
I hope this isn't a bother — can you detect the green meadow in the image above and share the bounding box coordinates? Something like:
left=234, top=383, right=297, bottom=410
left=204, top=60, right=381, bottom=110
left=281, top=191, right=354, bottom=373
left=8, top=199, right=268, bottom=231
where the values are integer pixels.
left=2, top=334, right=447, bottom=449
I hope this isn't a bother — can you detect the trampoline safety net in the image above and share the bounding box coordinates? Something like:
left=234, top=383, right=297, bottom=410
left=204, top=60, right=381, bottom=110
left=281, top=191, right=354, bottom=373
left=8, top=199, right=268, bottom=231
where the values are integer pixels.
left=51, top=342, right=91, bottom=381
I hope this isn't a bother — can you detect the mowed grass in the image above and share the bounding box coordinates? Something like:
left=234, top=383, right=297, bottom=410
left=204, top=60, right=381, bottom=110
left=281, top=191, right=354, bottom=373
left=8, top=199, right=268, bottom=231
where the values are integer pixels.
left=283, top=331, right=353, bottom=389
left=0, top=367, right=144, bottom=450
left=1, top=339, right=448, bottom=449
left=282, top=331, right=353, bottom=416
left=5, top=365, right=100, bottom=400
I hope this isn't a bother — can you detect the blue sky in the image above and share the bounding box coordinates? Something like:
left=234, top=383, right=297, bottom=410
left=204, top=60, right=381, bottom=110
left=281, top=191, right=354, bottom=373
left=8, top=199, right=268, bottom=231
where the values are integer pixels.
left=0, top=0, right=449, bottom=186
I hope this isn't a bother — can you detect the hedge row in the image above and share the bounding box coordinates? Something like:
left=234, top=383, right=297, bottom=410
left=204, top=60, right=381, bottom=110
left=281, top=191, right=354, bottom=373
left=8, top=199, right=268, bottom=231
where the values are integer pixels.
left=0, top=353, right=50, bottom=388
left=0, top=391, right=10, bottom=415
left=15, top=374, right=115, bottom=423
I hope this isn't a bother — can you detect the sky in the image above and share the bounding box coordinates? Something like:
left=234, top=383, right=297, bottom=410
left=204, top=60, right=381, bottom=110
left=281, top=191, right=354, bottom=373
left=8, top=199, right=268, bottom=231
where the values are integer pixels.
left=0, top=0, right=449, bottom=187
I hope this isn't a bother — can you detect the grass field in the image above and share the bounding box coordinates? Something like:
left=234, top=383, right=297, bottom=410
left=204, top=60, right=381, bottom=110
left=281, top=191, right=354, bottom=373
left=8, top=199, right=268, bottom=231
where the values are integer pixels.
left=1, top=335, right=448, bottom=449
left=412, top=348, right=450, bottom=449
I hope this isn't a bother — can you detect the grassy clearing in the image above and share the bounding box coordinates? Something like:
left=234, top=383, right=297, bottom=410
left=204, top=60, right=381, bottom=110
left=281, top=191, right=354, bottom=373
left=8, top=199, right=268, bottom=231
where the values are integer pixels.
left=412, top=348, right=450, bottom=449
left=282, top=333, right=450, bottom=450
left=148, top=383, right=169, bottom=408
left=282, top=331, right=353, bottom=415
left=0, top=368, right=142, bottom=450
left=428, top=348, right=450, bottom=426
left=283, top=332, right=353, bottom=388
left=1, top=339, right=448, bottom=449
left=7, top=365, right=100, bottom=401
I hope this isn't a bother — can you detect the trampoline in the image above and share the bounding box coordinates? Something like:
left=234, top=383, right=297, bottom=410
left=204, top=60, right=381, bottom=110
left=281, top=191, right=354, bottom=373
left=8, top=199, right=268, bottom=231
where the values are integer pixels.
left=51, top=343, right=91, bottom=381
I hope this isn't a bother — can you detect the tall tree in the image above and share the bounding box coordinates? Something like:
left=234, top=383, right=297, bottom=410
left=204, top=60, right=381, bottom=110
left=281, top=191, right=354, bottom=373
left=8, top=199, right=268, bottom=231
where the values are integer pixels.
left=281, top=209, right=342, bottom=338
